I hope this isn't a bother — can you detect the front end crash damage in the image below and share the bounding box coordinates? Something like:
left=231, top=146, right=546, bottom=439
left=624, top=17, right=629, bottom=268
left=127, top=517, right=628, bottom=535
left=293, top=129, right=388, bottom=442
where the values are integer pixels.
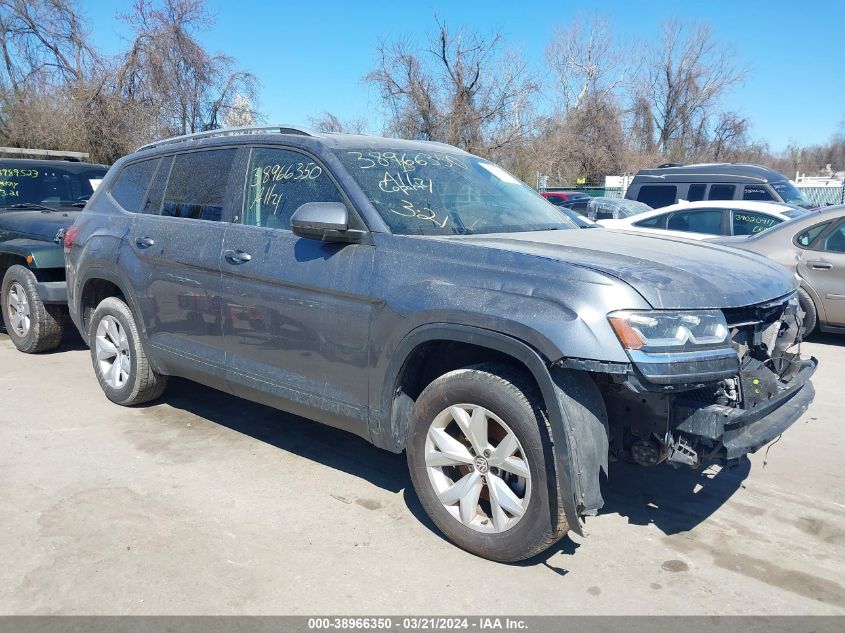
left=597, top=292, right=817, bottom=470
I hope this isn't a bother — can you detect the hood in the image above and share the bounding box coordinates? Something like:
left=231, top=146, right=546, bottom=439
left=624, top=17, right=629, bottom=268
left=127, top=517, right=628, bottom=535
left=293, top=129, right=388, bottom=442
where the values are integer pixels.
left=449, top=229, right=795, bottom=309
left=0, top=210, right=79, bottom=240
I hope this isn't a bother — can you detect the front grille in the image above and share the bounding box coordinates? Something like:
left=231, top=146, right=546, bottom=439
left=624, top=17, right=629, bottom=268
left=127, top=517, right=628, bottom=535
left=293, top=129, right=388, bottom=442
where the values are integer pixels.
left=723, top=293, right=794, bottom=328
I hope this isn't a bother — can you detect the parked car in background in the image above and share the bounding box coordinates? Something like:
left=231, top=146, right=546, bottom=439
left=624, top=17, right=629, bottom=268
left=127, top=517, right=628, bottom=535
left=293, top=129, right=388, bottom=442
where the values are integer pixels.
left=599, top=200, right=809, bottom=240
left=0, top=156, right=108, bottom=352
left=558, top=206, right=601, bottom=228
left=541, top=190, right=591, bottom=214
left=713, top=205, right=845, bottom=335
left=66, top=126, right=815, bottom=562
left=625, top=163, right=815, bottom=210
left=585, top=197, right=651, bottom=221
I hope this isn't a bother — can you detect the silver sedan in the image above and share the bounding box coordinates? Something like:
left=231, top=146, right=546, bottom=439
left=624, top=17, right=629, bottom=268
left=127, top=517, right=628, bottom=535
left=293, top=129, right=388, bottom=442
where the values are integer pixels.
left=715, top=205, right=845, bottom=335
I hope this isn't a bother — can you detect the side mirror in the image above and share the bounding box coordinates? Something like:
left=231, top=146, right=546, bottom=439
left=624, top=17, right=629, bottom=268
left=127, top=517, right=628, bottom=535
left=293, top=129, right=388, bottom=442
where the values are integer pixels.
left=290, top=202, right=368, bottom=243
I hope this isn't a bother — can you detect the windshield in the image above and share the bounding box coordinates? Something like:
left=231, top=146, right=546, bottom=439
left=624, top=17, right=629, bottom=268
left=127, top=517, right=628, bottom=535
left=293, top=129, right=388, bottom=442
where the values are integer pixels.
left=335, top=149, right=578, bottom=235
left=772, top=181, right=813, bottom=209
left=783, top=207, right=810, bottom=219
left=0, top=163, right=107, bottom=210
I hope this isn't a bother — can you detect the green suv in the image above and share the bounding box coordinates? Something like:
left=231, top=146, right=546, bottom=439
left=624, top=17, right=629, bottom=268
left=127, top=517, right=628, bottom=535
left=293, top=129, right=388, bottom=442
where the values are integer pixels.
left=0, top=156, right=107, bottom=352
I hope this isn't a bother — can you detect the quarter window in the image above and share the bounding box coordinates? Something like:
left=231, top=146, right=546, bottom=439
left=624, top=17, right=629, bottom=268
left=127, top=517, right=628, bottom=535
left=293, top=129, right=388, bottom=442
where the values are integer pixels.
left=110, top=159, right=158, bottom=212
left=708, top=184, right=736, bottom=200
left=667, top=209, right=723, bottom=234
left=161, top=149, right=236, bottom=221
left=732, top=210, right=781, bottom=235
left=636, top=185, right=677, bottom=208
left=743, top=185, right=774, bottom=201
left=795, top=222, right=831, bottom=248
left=243, top=148, right=343, bottom=230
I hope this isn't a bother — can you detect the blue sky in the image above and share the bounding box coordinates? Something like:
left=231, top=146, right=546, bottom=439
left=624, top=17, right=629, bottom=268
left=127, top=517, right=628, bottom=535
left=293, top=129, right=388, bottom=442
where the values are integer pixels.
left=81, top=0, right=844, bottom=152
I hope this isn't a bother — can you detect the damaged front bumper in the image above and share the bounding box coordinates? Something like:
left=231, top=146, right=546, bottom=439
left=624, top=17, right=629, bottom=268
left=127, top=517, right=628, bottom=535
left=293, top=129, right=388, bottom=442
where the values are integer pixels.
left=674, top=356, right=817, bottom=461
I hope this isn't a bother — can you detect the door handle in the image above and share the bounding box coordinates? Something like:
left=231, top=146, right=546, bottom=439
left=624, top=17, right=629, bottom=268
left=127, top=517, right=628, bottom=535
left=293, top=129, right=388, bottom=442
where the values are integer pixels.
left=135, top=237, right=155, bottom=249
left=224, top=249, right=252, bottom=264
left=808, top=261, right=833, bottom=271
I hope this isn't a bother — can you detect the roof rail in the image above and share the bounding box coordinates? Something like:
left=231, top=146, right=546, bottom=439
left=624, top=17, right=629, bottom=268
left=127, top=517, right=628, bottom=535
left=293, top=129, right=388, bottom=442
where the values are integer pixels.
left=137, top=124, right=315, bottom=152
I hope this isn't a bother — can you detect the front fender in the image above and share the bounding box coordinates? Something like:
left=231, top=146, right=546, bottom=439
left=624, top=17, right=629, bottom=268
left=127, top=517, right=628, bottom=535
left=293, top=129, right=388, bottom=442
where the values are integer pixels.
left=374, top=323, right=587, bottom=536
left=0, top=239, right=65, bottom=269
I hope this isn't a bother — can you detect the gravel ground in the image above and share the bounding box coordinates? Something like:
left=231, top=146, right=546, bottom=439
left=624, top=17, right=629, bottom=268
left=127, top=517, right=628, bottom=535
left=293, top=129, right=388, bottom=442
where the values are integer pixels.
left=1, top=327, right=843, bottom=615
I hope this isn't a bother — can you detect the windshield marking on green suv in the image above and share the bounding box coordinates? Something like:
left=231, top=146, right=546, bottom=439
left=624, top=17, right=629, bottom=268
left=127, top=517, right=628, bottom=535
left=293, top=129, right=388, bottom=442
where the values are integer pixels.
left=0, top=168, right=39, bottom=178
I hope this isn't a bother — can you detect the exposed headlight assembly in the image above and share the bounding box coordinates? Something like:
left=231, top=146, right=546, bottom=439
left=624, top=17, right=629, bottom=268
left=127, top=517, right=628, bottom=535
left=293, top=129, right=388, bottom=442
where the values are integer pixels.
left=608, top=309, right=730, bottom=352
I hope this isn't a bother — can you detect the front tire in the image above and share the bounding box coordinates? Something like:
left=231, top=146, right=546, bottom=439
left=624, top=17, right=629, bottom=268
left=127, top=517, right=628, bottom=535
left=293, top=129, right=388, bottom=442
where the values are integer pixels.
left=797, top=287, right=818, bottom=337
left=88, top=297, right=167, bottom=405
left=1, top=264, right=65, bottom=353
left=406, top=364, right=568, bottom=562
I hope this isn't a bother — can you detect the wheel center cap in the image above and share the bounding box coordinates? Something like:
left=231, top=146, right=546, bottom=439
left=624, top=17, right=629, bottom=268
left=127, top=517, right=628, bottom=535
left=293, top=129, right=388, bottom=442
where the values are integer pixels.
left=474, top=456, right=489, bottom=474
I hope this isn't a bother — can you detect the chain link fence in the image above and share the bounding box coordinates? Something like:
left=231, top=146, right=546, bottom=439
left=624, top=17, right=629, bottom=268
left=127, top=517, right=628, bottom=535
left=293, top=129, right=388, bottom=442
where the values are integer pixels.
left=795, top=186, right=845, bottom=207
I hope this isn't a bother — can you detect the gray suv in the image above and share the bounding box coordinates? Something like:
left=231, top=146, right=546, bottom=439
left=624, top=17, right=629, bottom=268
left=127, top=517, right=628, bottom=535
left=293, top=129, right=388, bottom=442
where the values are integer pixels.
left=65, top=126, right=817, bottom=562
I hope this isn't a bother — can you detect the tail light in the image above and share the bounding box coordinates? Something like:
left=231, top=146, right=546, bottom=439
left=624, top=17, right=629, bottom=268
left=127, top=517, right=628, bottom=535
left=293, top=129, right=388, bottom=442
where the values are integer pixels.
left=63, top=225, right=80, bottom=251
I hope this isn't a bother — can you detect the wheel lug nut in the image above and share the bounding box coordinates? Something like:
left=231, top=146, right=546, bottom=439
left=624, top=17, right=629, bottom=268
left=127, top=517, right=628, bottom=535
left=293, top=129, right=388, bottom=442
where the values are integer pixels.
left=483, top=450, right=491, bottom=458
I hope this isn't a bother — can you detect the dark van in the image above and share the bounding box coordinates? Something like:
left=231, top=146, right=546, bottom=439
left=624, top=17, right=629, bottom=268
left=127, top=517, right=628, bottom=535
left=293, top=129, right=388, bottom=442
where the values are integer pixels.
left=625, top=163, right=814, bottom=210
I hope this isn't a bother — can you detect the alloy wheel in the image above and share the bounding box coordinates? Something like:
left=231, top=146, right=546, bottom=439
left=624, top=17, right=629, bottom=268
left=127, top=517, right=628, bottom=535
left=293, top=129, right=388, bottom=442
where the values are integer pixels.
left=7, top=282, right=31, bottom=337
left=95, top=315, right=131, bottom=389
left=425, top=404, right=531, bottom=533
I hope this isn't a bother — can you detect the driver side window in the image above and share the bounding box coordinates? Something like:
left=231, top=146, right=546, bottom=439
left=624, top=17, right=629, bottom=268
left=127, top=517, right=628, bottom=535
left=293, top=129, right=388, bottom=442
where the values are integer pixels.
left=243, top=148, right=342, bottom=230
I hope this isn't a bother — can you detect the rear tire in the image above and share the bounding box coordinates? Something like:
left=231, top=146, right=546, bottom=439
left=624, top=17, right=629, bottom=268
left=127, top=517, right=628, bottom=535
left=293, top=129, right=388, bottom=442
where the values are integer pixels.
left=798, top=287, right=817, bottom=337
left=1, top=264, right=64, bottom=353
left=88, top=296, right=167, bottom=405
left=406, top=363, right=568, bottom=562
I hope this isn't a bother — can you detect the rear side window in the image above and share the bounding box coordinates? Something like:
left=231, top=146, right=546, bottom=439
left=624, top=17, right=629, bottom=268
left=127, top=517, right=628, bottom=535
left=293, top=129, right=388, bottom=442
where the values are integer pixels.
left=634, top=214, right=666, bottom=228
left=667, top=209, right=723, bottom=234
left=823, top=222, right=845, bottom=253
left=243, top=147, right=344, bottom=230
left=161, top=149, right=236, bottom=221
left=708, top=184, right=736, bottom=200
left=636, top=185, right=677, bottom=208
left=795, top=222, right=831, bottom=248
left=732, top=210, right=781, bottom=235
left=687, top=184, right=706, bottom=202
left=743, top=185, right=773, bottom=201
left=109, top=159, right=158, bottom=212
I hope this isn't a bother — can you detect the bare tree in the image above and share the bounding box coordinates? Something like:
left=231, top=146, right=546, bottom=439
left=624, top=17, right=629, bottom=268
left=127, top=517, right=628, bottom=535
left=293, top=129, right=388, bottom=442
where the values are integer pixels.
left=309, top=111, right=368, bottom=134
left=116, top=0, right=259, bottom=137
left=365, top=17, right=537, bottom=155
left=645, top=20, right=747, bottom=159
left=222, top=93, right=256, bottom=128
left=0, top=0, right=100, bottom=146
left=545, top=15, right=627, bottom=114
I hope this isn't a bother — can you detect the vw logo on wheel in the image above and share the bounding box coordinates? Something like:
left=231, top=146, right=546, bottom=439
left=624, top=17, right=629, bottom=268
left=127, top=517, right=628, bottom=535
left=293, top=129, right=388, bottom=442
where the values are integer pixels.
left=474, top=456, right=489, bottom=474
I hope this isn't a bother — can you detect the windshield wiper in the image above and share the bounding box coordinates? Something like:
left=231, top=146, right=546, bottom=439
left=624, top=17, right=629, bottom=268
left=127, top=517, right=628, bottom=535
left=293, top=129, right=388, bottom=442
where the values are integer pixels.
left=4, top=202, right=56, bottom=212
